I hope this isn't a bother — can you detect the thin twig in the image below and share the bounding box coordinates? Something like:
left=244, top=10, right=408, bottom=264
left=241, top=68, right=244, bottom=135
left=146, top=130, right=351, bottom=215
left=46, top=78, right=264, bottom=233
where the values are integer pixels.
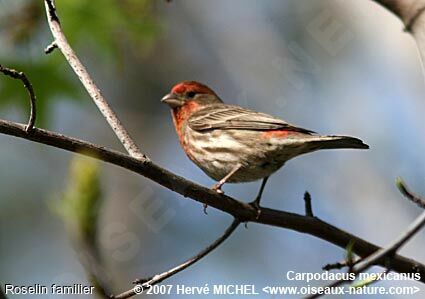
left=112, top=219, right=241, bottom=299
left=0, top=65, right=36, bottom=132
left=306, top=209, right=425, bottom=299
left=396, top=178, right=425, bottom=209
left=43, top=0, right=146, bottom=161
left=322, top=259, right=360, bottom=271
left=44, top=41, right=58, bottom=54
left=304, top=191, right=314, bottom=217
left=323, top=240, right=358, bottom=271
left=0, top=118, right=424, bottom=282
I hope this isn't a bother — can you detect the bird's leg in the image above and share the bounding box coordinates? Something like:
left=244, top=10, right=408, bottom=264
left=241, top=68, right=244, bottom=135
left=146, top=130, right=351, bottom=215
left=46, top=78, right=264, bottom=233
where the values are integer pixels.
left=211, top=164, right=242, bottom=194
left=205, top=164, right=242, bottom=213
left=250, top=176, right=269, bottom=219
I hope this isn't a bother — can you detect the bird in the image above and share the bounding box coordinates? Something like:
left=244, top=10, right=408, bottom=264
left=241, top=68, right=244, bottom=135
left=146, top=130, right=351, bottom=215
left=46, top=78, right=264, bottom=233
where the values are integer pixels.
left=161, top=81, right=368, bottom=211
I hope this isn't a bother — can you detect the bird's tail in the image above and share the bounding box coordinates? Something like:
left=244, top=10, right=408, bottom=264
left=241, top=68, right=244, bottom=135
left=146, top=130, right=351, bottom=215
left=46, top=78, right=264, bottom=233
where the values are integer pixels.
left=304, top=135, right=369, bottom=151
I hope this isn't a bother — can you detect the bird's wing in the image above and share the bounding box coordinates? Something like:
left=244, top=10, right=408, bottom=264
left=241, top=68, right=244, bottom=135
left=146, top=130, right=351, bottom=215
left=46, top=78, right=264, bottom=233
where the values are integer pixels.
left=188, top=104, right=314, bottom=134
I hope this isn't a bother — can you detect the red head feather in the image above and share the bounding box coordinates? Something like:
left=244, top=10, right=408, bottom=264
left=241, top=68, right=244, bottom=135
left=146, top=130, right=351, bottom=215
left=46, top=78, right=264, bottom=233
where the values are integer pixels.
left=171, top=81, right=217, bottom=96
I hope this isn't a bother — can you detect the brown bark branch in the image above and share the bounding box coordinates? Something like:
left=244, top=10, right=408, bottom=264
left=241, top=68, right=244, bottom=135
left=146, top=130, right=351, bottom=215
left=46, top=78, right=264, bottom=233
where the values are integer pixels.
left=0, top=118, right=424, bottom=283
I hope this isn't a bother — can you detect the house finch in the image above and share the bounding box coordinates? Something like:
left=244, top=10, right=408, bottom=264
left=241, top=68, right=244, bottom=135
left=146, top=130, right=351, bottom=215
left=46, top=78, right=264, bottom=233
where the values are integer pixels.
left=162, top=81, right=368, bottom=210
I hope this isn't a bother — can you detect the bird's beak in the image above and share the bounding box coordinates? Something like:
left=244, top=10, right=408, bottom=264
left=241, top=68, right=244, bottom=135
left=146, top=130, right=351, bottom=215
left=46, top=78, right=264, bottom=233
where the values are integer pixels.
left=161, top=93, right=185, bottom=108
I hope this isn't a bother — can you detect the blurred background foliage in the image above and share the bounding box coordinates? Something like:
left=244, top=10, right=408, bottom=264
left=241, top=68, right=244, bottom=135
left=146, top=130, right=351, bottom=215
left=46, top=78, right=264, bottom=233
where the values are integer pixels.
left=1, top=1, right=425, bottom=298
left=50, top=155, right=111, bottom=297
left=0, top=0, right=157, bottom=125
left=51, top=155, right=102, bottom=250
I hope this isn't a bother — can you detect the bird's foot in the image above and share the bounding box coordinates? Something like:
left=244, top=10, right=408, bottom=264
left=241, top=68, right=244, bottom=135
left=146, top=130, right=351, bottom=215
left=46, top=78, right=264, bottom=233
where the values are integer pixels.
left=250, top=199, right=262, bottom=220
left=245, top=200, right=261, bottom=228
left=211, top=183, right=224, bottom=194
left=207, top=182, right=226, bottom=213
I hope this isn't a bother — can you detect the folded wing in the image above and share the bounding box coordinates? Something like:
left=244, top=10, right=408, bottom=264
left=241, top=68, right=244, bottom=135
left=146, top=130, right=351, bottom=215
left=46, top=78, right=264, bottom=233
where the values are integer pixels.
left=188, top=104, right=314, bottom=134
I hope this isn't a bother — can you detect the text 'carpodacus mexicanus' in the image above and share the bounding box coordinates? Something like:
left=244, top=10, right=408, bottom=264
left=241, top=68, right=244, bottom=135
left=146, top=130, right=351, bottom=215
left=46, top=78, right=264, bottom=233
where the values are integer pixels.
left=162, top=81, right=368, bottom=210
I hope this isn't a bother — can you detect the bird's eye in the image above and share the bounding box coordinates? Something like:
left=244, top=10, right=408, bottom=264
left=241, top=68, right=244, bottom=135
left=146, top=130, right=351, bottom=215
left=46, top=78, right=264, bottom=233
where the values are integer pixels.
left=187, top=91, right=196, bottom=98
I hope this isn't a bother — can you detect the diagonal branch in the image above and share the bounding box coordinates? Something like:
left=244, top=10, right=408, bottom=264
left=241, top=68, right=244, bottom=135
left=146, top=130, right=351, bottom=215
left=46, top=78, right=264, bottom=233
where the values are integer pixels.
left=112, top=219, right=241, bottom=299
left=0, top=118, right=424, bottom=283
left=43, top=0, right=146, bottom=160
left=0, top=65, right=36, bottom=132
left=307, top=209, right=425, bottom=299
left=357, top=211, right=425, bottom=271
